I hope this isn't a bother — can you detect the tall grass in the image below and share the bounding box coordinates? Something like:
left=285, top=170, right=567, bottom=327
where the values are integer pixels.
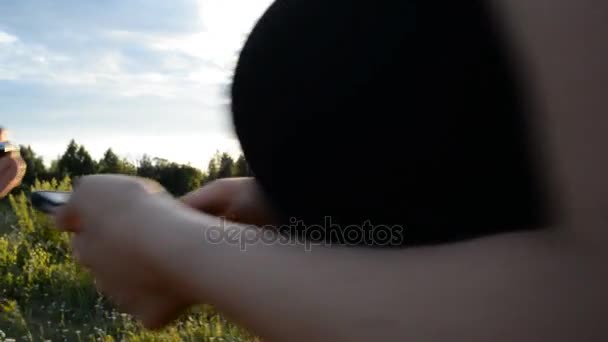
left=0, top=178, right=258, bottom=342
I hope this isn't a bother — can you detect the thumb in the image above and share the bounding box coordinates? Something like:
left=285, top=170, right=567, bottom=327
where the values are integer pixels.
left=180, top=183, right=230, bottom=214
left=54, top=204, right=83, bottom=233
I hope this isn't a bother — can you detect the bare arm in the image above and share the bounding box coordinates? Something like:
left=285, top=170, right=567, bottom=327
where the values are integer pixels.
left=56, top=175, right=608, bottom=342
left=162, top=205, right=608, bottom=342
left=54, top=1, right=608, bottom=337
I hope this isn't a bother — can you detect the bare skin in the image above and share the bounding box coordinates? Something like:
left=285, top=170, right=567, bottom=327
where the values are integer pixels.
left=54, top=1, right=608, bottom=341
left=0, top=129, right=26, bottom=198
left=181, top=177, right=278, bottom=226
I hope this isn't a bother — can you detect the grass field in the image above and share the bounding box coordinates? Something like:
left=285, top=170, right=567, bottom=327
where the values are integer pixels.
left=0, top=179, right=258, bottom=342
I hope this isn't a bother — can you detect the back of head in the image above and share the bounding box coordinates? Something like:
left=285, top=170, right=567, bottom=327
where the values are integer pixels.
left=232, top=0, right=552, bottom=245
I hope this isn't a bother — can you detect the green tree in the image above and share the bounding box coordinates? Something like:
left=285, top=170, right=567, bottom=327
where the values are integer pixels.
left=98, top=148, right=120, bottom=173
left=57, top=140, right=96, bottom=178
left=233, top=154, right=250, bottom=177
left=157, top=163, right=203, bottom=196
left=217, top=153, right=235, bottom=179
left=46, top=159, right=61, bottom=181
left=98, top=148, right=136, bottom=175
left=77, top=145, right=97, bottom=175
left=18, top=145, right=47, bottom=187
left=136, top=156, right=202, bottom=195
left=205, top=151, right=221, bottom=183
left=56, top=140, right=78, bottom=179
left=136, top=154, right=158, bottom=180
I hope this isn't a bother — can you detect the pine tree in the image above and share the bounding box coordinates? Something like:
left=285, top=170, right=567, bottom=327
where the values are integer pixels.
left=233, top=154, right=250, bottom=177
left=137, top=154, right=158, bottom=180
left=98, top=149, right=120, bottom=174
left=57, top=140, right=97, bottom=178
left=99, top=149, right=136, bottom=175
left=57, top=140, right=79, bottom=179
left=76, top=145, right=97, bottom=175
left=205, top=151, right=221, bottom=182
left=217, top=153, right=234, bottom=179
left=18, top=145, right=47, bottom=187
left=156, top=162, right=203, bottom=196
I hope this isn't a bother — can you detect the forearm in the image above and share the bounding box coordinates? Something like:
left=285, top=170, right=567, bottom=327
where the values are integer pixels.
left=165, top=207, right=607, bottom=342
left=161, top=208, right=391, bottom=341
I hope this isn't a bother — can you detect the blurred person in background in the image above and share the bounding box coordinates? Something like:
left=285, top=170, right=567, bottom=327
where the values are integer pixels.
left=0, top=127, right=26, bottom=198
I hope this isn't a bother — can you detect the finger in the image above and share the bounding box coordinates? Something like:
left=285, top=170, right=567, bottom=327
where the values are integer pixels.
left=140, top=177, right=167, bottom=194
left=181, top=182, right=230, bottom=214
left=55, top=175, right=151, bottom=233
left=54, top=205, right=83, bottom=233
left=53, top=175, right=100, bottom=232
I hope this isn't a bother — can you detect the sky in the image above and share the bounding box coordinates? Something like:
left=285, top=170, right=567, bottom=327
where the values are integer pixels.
left=0, top=0, right=273, bottom=169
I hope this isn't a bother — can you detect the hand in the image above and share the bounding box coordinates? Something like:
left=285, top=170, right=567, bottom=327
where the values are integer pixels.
left=55, top=175, right=197, bottom=329
left=182, top=177, right=278, bottom=227
left=0, top=151, right=26, bottom=198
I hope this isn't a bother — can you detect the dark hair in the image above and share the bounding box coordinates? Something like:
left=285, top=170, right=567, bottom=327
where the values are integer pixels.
left=232, top=0, right=551, bottom=246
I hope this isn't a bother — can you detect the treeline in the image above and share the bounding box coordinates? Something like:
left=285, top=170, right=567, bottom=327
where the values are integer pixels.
left=17, top=139, right=251, bottom=196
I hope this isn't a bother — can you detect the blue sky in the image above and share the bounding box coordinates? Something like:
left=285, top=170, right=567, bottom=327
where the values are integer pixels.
left=0, top=0, right=272, bottom=168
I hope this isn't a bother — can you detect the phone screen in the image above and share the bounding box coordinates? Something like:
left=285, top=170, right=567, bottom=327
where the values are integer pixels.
left=31, top=191, right=72, bottom=214
left=40, top=192, right=71, bottom=205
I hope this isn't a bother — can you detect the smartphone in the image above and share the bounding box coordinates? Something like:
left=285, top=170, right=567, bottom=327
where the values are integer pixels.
left=31, top=191, right=72, bottom=214
left=0, top=141, right=18, bottom=158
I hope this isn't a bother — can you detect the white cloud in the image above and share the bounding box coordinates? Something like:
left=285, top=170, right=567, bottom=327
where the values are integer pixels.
left=0, top=0, right=274, bottom=166
left=0, top=35, right=228, bottom=100
left=0, top=31, right=18, bottom=44
left=104, top=29, right=240, bottom=75
left=0, top=1, right=273, bottom=98
left=198, top=0, right=272, bottom=35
